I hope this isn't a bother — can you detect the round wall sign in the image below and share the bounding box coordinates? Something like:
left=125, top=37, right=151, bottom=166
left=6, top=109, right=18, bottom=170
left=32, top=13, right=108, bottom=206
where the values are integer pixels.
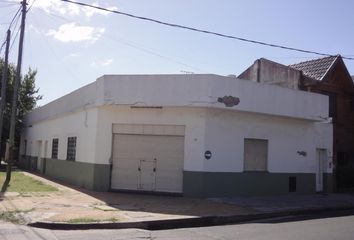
left=204, top=150, right=212, bottom=160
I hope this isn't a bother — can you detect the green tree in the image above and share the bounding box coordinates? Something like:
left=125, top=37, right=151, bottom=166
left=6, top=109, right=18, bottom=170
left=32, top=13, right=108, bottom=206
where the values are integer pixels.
left=0, top=59, right=42, bottom=162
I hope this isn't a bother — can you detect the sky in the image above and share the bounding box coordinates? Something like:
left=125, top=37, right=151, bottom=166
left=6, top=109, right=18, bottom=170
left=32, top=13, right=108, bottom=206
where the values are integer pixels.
left=0, top=0, right=354, bottom=106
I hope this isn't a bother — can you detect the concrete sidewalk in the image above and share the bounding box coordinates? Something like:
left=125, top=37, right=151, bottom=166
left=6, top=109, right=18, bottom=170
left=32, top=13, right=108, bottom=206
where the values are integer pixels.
left=1, top=171, right=354, bottom=230
left=0, top=172, right=254, bottom=225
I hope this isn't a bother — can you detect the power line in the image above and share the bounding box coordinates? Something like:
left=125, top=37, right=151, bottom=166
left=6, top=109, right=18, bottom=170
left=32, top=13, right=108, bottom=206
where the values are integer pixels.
left=9, top=23, right=20, bottom=52
left=0, top=3, right=19, bottom=8
left=0, top=5, right=21, bottom=55
left=0, top=38, right=6, bottom=54
left=60, top=0, right=354, bottom=61
left=104, top=33, right=208, bottom=73
left=26, top=0, right=36, bottom=13
left=8, top=5, right=21, bottom=29
left=10, top=7, right=21, bottom=32
left=31, top=12, right=82, bottom=84
left=8, top=6, right=22, bottom=52
left=0, top=1, right=20, bottom=55
left=36, top=8, right=209, bottom=73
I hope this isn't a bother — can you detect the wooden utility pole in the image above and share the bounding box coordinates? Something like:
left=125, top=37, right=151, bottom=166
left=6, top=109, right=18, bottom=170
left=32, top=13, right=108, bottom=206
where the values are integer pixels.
left=5, top=0, right=27, bottom=183
left=0, top=30, right=11, bottom=161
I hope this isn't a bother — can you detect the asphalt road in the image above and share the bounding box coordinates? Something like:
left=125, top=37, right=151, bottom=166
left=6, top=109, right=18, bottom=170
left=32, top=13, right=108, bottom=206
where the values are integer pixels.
left=1, top=210, right=354, bottom=240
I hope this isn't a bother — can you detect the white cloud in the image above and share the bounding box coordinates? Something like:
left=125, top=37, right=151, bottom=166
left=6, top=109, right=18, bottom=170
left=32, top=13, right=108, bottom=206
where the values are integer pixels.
left=82, top=2, right=118, bottom=18
left=47, top=23, right=105, bottom=43
left=68, top=53, right=80, bottom=57
left=31, top=0, right=80, bottom=16
left=90, top=58, right=114, bottom=67
left=28, top=24, right=41, bottom=35
left=101, top=58, right=114, bottom=66
left=30, top=0, right=117, bottom=18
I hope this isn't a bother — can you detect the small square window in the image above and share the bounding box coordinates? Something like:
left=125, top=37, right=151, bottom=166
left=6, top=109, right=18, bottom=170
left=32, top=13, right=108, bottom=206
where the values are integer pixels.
left=51, top=138, right=59, bottom=159
left=67, top=137, right=77, bottom=161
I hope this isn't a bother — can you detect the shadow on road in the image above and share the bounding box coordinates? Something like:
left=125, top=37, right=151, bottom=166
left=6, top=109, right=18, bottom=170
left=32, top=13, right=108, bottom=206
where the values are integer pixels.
left=244, top=209, right=354, bottom=225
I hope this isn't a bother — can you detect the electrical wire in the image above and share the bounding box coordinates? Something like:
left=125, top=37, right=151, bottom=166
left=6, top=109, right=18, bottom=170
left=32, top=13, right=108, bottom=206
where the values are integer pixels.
left=60, top=0, right=354, bottom=61
left=9, top=23, right=20, bottom=53
left=0, top=3, right=19, bottom=8
left=31, top=12, right=81, bottom=83
left=26, top=0, right=36, bottom=13
left=10, top=7, right=21, bottom=32
left=37, top=8, right=209, bottom=73
left=1, top=4, right=22, bottom=56
left=104, top=33, right=208, bottom=73
left=0, top=1, right=22, bottom=56
left=0, top=38, right=6, bottom=54
left=0, top=1, right=21, bottom=56
left=8, top=5, right=21, bottom=29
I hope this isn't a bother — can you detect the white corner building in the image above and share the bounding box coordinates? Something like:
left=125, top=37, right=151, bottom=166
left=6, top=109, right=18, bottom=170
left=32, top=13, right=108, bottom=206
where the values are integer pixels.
left=20, top=74, right=333, bottom=197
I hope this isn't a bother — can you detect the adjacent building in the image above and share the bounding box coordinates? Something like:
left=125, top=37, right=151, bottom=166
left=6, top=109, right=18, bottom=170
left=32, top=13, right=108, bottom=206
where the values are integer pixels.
left=239, top=55, right=354, bottom=190
left=19, top=74, right=332, bottom=197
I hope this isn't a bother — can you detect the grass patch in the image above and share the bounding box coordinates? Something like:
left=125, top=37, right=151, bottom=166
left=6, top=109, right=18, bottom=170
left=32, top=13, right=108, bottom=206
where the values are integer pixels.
left=0, top=172, right=58, bottom=192
left=67, top=217, right=119, bottom=224
left=0, top=211, right=22, bottom=224
left=0, top=209, right=34, bottom=224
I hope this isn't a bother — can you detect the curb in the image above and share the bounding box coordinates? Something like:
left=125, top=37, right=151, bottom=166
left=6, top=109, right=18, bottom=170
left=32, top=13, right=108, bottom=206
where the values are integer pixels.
left=28, top=205, right=354, bottom=230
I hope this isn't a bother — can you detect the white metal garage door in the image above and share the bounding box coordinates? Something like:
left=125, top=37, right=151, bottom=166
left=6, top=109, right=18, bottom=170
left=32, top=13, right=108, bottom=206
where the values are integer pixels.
left=111, top=125, right=184, bottom=193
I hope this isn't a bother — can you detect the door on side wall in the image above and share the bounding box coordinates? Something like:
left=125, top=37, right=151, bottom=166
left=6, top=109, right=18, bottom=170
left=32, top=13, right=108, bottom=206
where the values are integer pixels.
left=111, top=124, right=185, bottom=194
left=43, top=140, right=48, bottom=173
left=37, top=141, right=42, bottom=171
left=316, top=149, right=327, bottom=192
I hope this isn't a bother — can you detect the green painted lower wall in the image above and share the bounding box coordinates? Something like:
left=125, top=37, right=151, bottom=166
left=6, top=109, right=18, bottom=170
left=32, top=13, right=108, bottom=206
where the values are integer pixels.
left=18, top=155, right=38, bottom=171
left=19, top=156, right=111, bottom=191
left=18, top=156, right=334, bottom=196
left=183, top=171, right=319, bottom=197
left=44, top=158, right=111, bottom=191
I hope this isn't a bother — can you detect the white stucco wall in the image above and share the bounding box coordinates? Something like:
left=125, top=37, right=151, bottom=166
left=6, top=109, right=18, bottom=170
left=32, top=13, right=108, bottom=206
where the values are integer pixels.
left=95, top=106, right=207, bottom=171
left=25, top=81, right=100, bottom=125
left=24, top=74, right=329, bottom=126
left=99, top=74, right=328, bottom=121
left=203, top=109, right=333, bottom=174
left=21, top=107, right=99, bottom=164
left=21, top=74, right=332, bottom=175
left=21, top=104, right=332, bottom=175
left=92, top=105, right=332, bottom=174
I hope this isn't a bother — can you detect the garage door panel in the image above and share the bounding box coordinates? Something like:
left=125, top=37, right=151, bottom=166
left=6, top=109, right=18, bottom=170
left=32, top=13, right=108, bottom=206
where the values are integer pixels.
left=111, top=133, right=184, bottom=193
left=111, top=157, right=139, bottom=190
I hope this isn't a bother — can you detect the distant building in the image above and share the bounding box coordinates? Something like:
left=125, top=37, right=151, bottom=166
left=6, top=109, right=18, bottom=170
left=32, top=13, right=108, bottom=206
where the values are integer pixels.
left=19, top=74, right=332, bottom=197
left=239, top=55, right=354, bottom=190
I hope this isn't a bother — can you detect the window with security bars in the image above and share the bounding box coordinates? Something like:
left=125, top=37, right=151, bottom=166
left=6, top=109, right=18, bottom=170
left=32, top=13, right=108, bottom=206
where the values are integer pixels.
left=51, top=138, right=59, bottom=159
left=66, top=137, right=77, bottom=161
